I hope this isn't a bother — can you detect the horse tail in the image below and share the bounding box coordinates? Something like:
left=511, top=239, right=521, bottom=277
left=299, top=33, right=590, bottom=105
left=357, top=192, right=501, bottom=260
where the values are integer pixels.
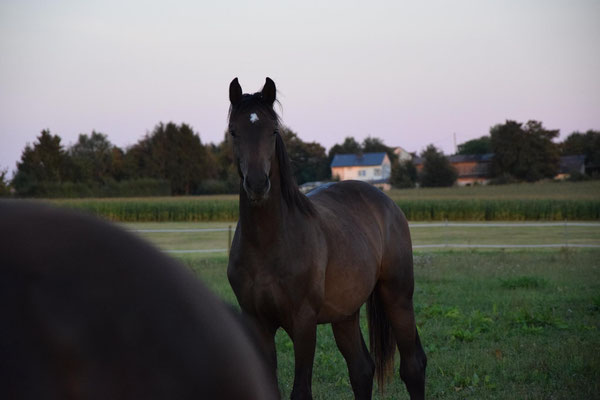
left=367, top=285, right=396, bottom=394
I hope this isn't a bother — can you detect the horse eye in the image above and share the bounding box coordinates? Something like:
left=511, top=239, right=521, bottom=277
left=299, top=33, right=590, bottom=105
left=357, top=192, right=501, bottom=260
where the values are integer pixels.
left=230, top=130, right=236, bottom=137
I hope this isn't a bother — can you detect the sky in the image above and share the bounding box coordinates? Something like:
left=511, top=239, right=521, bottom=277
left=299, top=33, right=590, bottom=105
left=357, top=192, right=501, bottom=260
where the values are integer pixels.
left=1, top=0, right=599, bottom=176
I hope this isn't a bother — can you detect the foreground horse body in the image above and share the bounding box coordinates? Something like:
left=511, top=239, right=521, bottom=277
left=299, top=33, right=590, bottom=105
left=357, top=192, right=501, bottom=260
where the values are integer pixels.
left=0, top=201, right=277, bottom=400
left=227, top=78, right=427, bottom=399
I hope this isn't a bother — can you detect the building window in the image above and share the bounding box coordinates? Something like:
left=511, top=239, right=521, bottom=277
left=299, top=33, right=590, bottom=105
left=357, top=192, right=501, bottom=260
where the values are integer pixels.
left=358, top=170, right=366, bottom=177
left=374, top=168, right=381, bottom=176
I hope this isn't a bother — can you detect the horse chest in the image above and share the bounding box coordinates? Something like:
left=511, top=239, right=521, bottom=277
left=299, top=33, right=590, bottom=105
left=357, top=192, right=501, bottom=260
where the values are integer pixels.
left=238, top=272, right=289, bottom=323
left=229, top=255, right=319, bottom=326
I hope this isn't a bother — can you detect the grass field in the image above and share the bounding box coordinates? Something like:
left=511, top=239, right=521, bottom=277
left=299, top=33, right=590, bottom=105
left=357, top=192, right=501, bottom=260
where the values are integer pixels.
left=123, top=221, right=600, bottom=254
left=175, top=250, right=600, bottom=399
left=387, top=180, right=600, bottom=201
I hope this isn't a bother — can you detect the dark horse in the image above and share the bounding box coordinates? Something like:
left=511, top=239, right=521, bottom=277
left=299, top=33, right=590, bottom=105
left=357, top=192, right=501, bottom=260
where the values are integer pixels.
left=0, top=201, right=278, bottom=400
left=227, top=78, right=427, bottom=399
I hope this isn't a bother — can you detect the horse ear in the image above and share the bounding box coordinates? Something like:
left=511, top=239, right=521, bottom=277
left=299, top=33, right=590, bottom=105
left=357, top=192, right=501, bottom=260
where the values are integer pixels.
left=261, top=77, right=276, bottom=105
left=229, top=78, right=242, bottom=106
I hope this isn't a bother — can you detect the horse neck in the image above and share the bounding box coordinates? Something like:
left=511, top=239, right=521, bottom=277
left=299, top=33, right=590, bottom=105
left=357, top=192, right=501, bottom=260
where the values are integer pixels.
left=238, top=155, right=288, bottom=246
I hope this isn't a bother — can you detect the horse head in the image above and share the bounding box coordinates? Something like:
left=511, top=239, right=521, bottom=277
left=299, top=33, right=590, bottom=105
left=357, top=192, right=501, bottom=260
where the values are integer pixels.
left=228, top=77, right=279, bottom=203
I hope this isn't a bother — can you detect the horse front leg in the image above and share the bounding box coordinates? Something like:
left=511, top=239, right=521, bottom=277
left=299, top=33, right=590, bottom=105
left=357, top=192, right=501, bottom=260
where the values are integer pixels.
left=247, top=317, right=281, bottom=398
left=290, top=316, right=317, bottom=400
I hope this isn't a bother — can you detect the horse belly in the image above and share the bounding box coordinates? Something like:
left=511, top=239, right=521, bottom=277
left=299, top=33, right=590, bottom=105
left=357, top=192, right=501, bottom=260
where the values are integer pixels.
left=317, top=261, right=378, bottom=324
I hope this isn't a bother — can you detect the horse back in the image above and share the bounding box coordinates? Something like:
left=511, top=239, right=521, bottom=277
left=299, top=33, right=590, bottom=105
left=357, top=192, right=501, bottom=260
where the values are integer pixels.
left=310, top=180, right=409, bottom=250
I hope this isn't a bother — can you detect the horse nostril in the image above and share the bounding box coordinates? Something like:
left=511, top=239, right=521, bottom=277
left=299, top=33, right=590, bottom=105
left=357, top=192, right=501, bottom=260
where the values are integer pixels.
left=244, top=174, right=270, bottom=200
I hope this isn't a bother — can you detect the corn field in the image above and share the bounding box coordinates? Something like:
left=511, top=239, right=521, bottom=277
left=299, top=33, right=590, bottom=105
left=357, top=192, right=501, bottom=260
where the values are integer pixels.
left=51, top=197, right=600, bottom=222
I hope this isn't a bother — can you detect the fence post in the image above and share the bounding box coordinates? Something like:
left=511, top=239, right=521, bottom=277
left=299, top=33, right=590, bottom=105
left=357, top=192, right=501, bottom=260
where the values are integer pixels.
left=444, top=218, right=448, bottom=248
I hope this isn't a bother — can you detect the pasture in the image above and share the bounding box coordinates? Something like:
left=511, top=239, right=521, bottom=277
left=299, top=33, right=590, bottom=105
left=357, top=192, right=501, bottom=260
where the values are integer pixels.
left=123, top=222, right=600, bottom=398
left=175, top=250, right=600, bottom=399
left=125, top=221, right=600, bottom=253
left=38, top=180, right=600, bottom=398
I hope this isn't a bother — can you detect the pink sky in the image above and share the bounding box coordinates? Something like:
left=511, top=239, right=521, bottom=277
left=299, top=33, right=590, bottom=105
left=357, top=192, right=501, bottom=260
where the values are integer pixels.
left=1, top=1, right=599, bottom=175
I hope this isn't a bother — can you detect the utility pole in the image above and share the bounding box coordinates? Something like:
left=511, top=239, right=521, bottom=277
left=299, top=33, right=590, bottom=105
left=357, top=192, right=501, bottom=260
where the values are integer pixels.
left=453, top=132, right=457, bottom=154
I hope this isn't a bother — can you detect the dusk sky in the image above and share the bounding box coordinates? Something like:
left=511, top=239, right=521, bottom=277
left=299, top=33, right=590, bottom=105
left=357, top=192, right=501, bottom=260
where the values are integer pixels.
left=1, top=0, right=599, bottom=175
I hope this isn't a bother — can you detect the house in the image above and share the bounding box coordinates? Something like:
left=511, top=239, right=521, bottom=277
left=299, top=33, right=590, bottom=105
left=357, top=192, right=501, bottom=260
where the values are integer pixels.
left=413, top=153, right=587, bottom=184
left=555, top=155, right=586, bottom=180
left=448, top=153, right=493, bottom=186
left=330, top=152, right=392, bottom=190
left=413, top=153, right=493, bottom=186
left=393, top=146, right=412, bottom=162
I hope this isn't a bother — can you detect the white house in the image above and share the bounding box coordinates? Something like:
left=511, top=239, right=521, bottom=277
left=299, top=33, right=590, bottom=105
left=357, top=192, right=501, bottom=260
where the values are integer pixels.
left=330, top=152, right=391, bottom=190
left=393, top=146, right=412, bottom=162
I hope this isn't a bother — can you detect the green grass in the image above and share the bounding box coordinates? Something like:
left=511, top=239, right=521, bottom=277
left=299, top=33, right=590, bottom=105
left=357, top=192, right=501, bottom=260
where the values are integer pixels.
left=499, top=276, right=547, bottom=289
left=387, top=180, right=600, bottom=201
left=43, top=180, right=600, bottom=221
left=123, top=222, right=235, bottom=252
left=409, top=223, right=600, bottom=247
left=122, top=222, right=600, bottom=252
left=177, top=249, right=600, bottom=399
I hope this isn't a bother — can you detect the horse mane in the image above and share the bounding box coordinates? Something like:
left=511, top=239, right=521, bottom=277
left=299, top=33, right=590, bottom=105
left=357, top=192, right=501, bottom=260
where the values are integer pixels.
left=275, top=133, right=316, bottom=216
left=229, top=93, right=316, bottom=217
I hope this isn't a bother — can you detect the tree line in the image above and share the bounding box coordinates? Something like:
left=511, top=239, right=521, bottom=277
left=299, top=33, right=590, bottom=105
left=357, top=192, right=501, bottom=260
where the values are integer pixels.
left=1, top=120, right=598, bottom=197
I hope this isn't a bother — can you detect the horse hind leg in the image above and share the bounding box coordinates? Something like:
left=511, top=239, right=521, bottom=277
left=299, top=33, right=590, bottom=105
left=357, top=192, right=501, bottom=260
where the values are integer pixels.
left=377, top=280, right=427, bottom=400
left=332, top=312, right=375, bottom=400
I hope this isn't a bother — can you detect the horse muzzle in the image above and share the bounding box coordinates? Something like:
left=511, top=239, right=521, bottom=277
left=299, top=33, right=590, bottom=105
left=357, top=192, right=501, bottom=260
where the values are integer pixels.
left=243, top=174, right=271, bottom=203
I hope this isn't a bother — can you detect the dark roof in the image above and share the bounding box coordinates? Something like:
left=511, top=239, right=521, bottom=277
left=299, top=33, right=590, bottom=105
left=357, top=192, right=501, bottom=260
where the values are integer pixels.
left=330, top=152, right=388, bottom=168
left=559, top=155, right=585, bottom=173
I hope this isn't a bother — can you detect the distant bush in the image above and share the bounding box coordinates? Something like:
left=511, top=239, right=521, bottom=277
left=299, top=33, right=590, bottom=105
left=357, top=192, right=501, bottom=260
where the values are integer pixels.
left=567, top=171, right=591, bottom=182
left=489, top=173, right=520, bottom=185
left=195, top=179, right=239, bottom=195
left=17, top=179, right=171, bottom=198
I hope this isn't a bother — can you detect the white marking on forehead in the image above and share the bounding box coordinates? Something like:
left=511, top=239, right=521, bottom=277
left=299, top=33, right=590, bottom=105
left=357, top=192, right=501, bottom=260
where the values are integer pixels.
left=250, top=113, right=259, bottom=123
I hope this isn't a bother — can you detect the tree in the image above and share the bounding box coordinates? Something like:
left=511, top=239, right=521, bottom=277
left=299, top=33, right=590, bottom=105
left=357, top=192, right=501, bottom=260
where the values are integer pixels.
left=491, top=120, right=560, bottom=182
left=457, top=136, right=492, bottom=155
left=192, top=133, right=240, bottom=194
left=362, top=136, right=399, bottom=164
left=124, top=122, right=215, bottom=195
left=418, top=144, right=457, bottom=187
left=0, top=168, right=11, bottom=196
left=561, top=130, right=600, bottom=175
left=390, top=159, right=417, bottom=188
left=13, top=130, right=68, bottom=196
left=280, top=126, right=329, bottom=184
left=67, top=131, right=120, bottom=183
left=328, top=136, right=362, bottom=162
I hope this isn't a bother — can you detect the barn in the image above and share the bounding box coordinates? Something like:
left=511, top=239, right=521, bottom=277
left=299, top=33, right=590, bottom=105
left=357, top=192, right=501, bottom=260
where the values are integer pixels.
left=412, top=153, right=493, bottom=186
